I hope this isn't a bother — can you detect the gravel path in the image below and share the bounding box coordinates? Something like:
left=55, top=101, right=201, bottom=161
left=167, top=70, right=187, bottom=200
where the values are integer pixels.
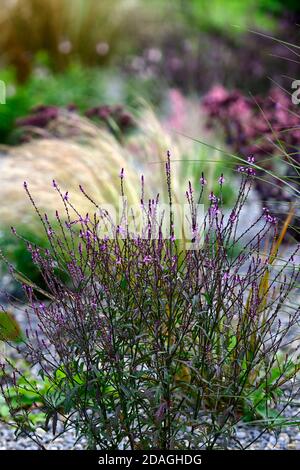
left=0, top=425, right=85, bottom=450
left=1, top=396, right=300, bottom=450
left=1, top=423, right=300, bottom=450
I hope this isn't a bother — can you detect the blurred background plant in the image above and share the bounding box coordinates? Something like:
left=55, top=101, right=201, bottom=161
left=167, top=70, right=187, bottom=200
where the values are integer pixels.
left=202, top=85, right=300, bottom=232
left=0, top=0, right=173, bottom=81
left=0, top=0, right=300, bottom=449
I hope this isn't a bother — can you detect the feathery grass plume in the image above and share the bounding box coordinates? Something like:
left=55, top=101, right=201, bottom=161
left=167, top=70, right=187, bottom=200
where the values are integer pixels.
left=0, top=113, right=141, bottom=226
left=128, top=105, right=236, bottom=207
left=1, top=155, right=299, bottom=450
left=0, top=107, right=237, bottom=227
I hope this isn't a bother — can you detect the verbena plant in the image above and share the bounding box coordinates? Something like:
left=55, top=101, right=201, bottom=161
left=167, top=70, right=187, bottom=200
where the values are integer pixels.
left=1, top=154, right=300, bottom=450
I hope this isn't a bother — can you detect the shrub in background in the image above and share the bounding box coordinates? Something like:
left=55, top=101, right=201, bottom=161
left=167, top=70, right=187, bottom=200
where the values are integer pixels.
left=202, top=86, right=300, bottom=168
left=202, top=85, right=300, bottom=238
left=13, top=103, right=135, bottom=144
left=0, top=64, right=113, bottom=143
left=0, top=60, right=167, bottom=145
left=0, top=0, right=172, bottom=81
left=1, top=155, right=299, bottom=449
left=124, top=10, right=300, bottom=97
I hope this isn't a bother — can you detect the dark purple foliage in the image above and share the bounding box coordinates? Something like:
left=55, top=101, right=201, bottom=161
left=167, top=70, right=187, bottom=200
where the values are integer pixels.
left=203, top=86, right=300, bottom=160
left=202, top=85, right=300, bottom=237
left=16, top=105, right=60, bottom=128
left=15, top=104, right=135, bottom=142
left=85, top=104, right=135, bottom=133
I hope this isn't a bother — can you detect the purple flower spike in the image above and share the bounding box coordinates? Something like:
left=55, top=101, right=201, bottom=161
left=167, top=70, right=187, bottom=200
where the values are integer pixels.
left=263, top=207, right=277, bottom=224
left=218, top=174, right=225, bottom=185
left=200, top=172, right=207, bottom=186
left=209, top=192, right=218, bottom=204
left=229, top=211, right=237, bottom=223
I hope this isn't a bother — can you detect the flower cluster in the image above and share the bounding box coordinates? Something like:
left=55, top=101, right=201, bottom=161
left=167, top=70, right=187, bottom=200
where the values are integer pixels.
left=263, top=207, right=277, bottom=225
left=237, top=156, right=257, bottom=176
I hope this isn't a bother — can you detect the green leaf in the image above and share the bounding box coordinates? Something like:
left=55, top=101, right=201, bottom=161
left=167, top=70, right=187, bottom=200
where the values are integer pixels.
left=120, top=276, right=128, bottom=290
left=0, top=404, right=10, bottom=418
left=0, top=311, right=23, bottom=343
left=227, top=335, right=237, bottom=353
left=203, top=292, right=213, bottom=307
